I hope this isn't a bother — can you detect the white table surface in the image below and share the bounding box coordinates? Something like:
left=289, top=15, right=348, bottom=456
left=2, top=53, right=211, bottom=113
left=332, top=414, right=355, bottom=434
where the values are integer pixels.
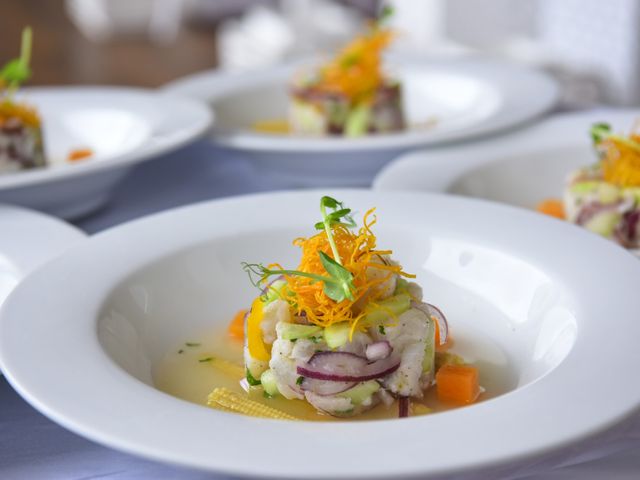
left=1, top=141, right=640, bottom=479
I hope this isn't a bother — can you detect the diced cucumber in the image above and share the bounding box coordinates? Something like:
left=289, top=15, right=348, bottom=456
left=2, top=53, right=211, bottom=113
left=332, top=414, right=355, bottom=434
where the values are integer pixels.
left=364, top=293, right=411, bottom=325
left=597, top=183, right=620, bottom=204
left=584, top=211, right=621, bottom=237
left=422, top=317, right=436, bottom=373
left=337, top=380, right=380, bottom=405
left=279, top=323, right=323, bottom=341
left=260, top=369, right=280, bottom=397
left=570, top=181, right=600, bottom=194
left=324, top=322, right=351, bottom=349
left=345, top=104, right=371, bottom=137
left=394, top=277, right=409, bottom=295
left=263, top=279, right=288, bottom=304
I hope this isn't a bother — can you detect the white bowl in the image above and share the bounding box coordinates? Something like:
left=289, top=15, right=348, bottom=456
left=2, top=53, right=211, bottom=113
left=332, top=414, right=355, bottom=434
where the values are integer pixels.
left=373, top=109, right=640, bottom=210
left=0, top=87, right=212, bottom=219
left=1, top=190, right=639, bottom=479
left=164, top=57, right=558, bottom=186
left=0, top=203, right=85, bottom=307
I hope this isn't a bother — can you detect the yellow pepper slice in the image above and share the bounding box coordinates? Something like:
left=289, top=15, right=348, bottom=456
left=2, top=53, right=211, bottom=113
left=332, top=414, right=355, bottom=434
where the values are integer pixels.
left=246, top=297, right=270, bottom=361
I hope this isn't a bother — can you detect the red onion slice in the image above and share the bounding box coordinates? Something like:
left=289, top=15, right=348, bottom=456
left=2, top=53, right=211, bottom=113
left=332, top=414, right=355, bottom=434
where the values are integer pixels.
left=300, top=377, right=356, bottom=396
left=398, top=396, right=409, bottom=418
left=412, top=301, right=449, bottom=346
left=365, top=341, right=392, bottom=361
left=297, top=351, right=400, bottom=382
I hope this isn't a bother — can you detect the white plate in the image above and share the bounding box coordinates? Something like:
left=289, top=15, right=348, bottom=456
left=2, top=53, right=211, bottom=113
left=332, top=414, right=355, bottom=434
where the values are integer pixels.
left=1, top=190, right=640, bottom=479
left=0, top=203, right=86, bottom=308
left=373, top=109, right=640, bottom=209
left=0, top=87, right=212, bottom=219
left=164, top=57, right=558, bottom=186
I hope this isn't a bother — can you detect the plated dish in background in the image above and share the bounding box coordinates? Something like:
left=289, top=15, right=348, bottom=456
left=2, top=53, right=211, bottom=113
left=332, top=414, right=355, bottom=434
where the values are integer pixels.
left=0, top=85, right=211, bottom=219
left=2, top=191, right=640, bottom=479
left=374, top=110, right=640, bottom=251
left=537, top=121, right=640, bottom=251
left=164, top=51, right=558, bottom=185
left=0, top=27, right=212, bottom=219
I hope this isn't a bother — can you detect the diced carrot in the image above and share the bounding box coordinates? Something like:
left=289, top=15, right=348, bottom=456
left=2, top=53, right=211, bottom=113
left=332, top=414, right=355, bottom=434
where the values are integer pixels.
left=67, top=148, right=93, bottom=162
left=536, top=199, right=565, bottom=219
left=436, top=364, right=480, bottom=405
left=228, top=309, right=247, bottom=342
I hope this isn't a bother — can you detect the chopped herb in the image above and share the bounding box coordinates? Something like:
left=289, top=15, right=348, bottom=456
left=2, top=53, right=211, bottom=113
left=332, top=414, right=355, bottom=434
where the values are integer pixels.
left=378, top=325, right=386, bottom=335
left=309, top=336, right=321, bottom=344
left=246, top=368, right=262, bottom=386
left=296, top=376, right=304, bottom=385
left=185, top=342, right=200, bottom=347
left=198, top=357, right=213, bottom=363
left=177, top=349, right=184, bottom=354
left=263, top=390, right=274, bottom=399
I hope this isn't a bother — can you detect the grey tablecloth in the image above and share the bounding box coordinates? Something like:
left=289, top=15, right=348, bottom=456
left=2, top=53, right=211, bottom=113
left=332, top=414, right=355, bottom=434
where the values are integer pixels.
left=1, top=142, right=640, bottom=479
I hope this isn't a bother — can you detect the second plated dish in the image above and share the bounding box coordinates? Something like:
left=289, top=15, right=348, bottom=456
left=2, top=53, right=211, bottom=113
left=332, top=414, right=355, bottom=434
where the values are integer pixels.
left=164, top=58, right=557, bottom=186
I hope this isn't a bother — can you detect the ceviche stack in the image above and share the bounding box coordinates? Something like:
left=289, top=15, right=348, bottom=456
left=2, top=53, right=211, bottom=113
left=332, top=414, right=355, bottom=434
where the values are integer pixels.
left=0, top=28, right=46, bottom=173
left=288, top=7, right=405, bottom=137
left=209, top=196, right=481, bottom=420
left=539, top=121, right=640, bottom=249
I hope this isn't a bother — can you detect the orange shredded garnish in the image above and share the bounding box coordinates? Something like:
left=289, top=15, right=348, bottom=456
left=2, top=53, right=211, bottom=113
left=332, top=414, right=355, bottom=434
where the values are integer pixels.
left=314, top=26, right=394, bottom=104
left=0, top=99, right=41, bottom=127
left=275, top=208, right=414, bottom=330
left=601, top=138, right=640, bottom=187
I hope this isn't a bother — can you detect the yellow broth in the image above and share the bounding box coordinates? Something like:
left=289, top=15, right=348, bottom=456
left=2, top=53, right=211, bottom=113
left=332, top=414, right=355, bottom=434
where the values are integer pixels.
left=153, top=328, right=509, bottom=422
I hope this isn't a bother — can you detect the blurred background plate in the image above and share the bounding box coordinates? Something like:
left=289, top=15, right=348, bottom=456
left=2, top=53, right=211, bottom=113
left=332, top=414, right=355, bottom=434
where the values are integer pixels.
left=163, top=57, right=558, bottom=187
left=373, top=109, right=640, bottom=210
left=0, top=87, right=212, bottom=219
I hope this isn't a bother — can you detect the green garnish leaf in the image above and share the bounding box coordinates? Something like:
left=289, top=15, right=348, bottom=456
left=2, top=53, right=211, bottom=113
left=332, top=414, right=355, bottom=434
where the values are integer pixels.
left=591, top=122, right=611, bottom=145
left=296, top=376, right=304, bottom=385
left=318, top=251, right=354, bottom=302
left=178, top=349, right=184, bottom=354
left=185, top=342, right=200, bottom=347
left=1, top=27, right=32, bottom=91
left=378, top=325, right=386, bottom=335
left=198, top=357, right=213, bottom=363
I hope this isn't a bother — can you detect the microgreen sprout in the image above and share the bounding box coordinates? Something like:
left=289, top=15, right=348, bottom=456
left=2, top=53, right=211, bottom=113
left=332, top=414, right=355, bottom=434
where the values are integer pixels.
left=314, top=196, right=356, bottom=265
left=590, top=122, right=640, bottom=153
left=242, top=259, right=354, bottom=303
left=241, top=196, right=358, bottom=303
left=1, top=27, right=33, bottom=94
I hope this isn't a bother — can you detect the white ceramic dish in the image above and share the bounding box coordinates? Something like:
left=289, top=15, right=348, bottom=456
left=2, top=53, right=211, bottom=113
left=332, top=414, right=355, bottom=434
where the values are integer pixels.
left=0, top=87, right=212, bottom=219
left=373, top=109, right=640, bottom=210
left=1, top=190, right=640, bottom=479
left=0, top=203, right=86, bottom=307
left=164, top=57, right=558, bottom=186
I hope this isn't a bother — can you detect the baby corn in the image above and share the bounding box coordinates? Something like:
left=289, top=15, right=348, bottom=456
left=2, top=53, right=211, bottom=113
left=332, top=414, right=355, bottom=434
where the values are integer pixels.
left=207, top=387, right=299, bottom=420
